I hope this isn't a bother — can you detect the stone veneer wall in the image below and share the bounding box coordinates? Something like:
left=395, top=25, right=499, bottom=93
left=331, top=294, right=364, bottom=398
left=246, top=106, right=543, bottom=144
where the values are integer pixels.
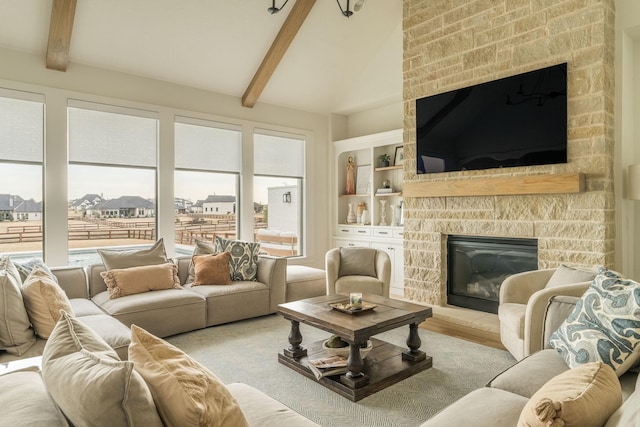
left=402, top=0, right=616, bottom=306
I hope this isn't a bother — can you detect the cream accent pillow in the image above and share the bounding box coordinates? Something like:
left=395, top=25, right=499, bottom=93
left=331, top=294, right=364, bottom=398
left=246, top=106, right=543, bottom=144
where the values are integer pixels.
left=100, top=262, right=182, bottom=299
left=192, top=252, right=231, bottom=286
left=545, top=264, right=596, bottom=288
left=0, top=256, right=36, bottom=355
left=518, top=362, right=622, bottom=427
left=41, top=311, right=163, bottom=427
left=21, top=267, right=74, bottom=339
left=97, top=238, right=168, bottom=270
left=129, top=324, right=249, bottom=427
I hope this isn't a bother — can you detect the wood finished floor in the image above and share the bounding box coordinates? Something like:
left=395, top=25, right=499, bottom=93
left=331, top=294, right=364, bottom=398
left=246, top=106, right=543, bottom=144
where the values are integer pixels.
left=419, top=315, right=505, bottom=351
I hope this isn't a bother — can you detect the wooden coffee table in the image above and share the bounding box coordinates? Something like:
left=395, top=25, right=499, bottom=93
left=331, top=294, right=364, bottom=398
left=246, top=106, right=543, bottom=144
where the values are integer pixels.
left=277, top=294, right=433, bottom=401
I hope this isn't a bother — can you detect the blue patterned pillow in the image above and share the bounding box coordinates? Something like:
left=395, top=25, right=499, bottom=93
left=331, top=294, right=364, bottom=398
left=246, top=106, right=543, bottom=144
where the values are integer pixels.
left=213, top=236, right=260, bottom=282
left=549, top=270, right=640, bottom=375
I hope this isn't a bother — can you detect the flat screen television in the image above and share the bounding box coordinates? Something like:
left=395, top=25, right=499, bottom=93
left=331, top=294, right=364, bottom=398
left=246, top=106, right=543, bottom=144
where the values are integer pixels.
left=416, top=63, right=567, bottom=174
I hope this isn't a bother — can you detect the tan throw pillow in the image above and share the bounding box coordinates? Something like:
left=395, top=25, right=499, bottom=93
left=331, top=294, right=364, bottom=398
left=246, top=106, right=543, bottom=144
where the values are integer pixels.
left=0, top=256, right=36, bottom=355
left=338, top=247, right=377, bottom=278
left=100, top=262, right=181, bottom=299
left=97, top=238, right=168, bottom=270
left=129, top=324, right=249, bottom=427
left=21, top=267, right=74, bottom=339
left=42, top=311, right=163, bottom=427
left=186, top=239, right=217, bottom=285
left=192, top=252, right=232, bottom=286
left=517, top=362, right=622, bottom=427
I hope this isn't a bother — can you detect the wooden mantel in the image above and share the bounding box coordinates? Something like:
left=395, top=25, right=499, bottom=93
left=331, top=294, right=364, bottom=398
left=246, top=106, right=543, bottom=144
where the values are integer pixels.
left=403, top=173, right=585, bottom=198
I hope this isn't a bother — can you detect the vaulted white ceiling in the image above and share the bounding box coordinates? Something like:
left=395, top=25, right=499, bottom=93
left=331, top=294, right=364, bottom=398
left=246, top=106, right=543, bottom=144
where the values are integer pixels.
left=0, top=0, right=403, bottom=115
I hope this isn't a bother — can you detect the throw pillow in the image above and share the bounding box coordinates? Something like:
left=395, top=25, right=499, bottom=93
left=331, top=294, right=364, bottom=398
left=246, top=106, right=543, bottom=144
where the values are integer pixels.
left=21, top=267, right=74, bottom=339
left=517, top=362, right=622, bottom=427
left=41, top=311, right=163, bottom=427
left=0, top=256, right=36, bottom=355
left=214, top=236, right=260, bottom=282
left=192, top=252, right=232, bottom=286
left=549, top=270, right=640, bottom=375
left=128, top=324, right=249, bottom=427
left=14, top=258, right=58, bottom=283
left=97, top=238, right=167, bottom=270
left=544, top=264, right=596, bottom=289
left=338, top=247, right=377, bottom=278
left=185, top=238, right=216, bottom=285
left=100, top=262, right=182, bottom=299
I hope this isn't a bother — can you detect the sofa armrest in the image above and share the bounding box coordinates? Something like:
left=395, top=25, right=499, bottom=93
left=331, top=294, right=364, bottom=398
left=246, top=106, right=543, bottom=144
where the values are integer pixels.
left=51, top=266, right=89, bottom=299
left=499, top=269, right=555, bottom=305
left=524, top=283, right=589, bottom=355
left=541, top=295, right=582, bottom=350
left=325, top=248, right=340, bottom=295
left=256, top=255, right=287, bottom=313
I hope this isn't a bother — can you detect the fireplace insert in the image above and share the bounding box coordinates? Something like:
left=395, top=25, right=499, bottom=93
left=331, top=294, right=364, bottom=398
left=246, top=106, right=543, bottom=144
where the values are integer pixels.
left=447, top=235, right=538, bottom=314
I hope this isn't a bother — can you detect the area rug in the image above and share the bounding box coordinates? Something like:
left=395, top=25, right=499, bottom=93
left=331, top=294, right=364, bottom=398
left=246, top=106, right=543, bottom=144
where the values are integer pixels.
left=166, top=314, right=516, bottom=427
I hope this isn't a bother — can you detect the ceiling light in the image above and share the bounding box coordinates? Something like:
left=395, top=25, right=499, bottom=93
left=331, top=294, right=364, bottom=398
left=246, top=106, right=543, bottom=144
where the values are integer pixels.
left=268, top=0, right=365, bottom=17
left=267, top=0, right=288, bottom=14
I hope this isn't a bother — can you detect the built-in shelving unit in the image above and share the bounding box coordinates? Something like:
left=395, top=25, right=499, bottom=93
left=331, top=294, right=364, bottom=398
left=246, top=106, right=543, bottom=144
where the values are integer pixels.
left=332, top=129, right=405, bottom=297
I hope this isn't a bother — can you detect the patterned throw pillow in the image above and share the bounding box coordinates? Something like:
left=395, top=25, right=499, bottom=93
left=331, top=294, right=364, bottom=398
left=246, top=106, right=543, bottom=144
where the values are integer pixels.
left=213, top=236, right=260, bottom=282
left=549, top=270, right=640, bottom=375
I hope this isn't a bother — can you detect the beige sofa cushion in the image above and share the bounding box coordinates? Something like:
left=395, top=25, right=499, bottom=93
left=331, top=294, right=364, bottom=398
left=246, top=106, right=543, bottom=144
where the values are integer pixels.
left=21, top=267, right=74, bottom=339
left=192, top=252, right=231, bottom=286
left=545, top=265, right=596, bottom=288
left=0, top=256, right=36, bottom=355
left=97, top=238, right=167, bottom=270
left=518, top=362, right=622, bottom=427
left=129, top=324, right=249, bottom=427
left=41, top=311, right=163, bottom=427
left=100, top=262, right=182, bottom=298
left=0, top=367, right=69, bottom=427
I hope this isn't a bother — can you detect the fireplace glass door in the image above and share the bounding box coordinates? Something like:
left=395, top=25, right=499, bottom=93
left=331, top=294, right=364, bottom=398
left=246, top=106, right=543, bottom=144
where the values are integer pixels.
left=447, top=236, right=538, bottom=314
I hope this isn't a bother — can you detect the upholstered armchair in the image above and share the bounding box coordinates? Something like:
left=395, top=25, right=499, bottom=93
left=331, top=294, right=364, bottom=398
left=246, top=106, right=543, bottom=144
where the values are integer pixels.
left=325, top=247, right=391, bottom=297
left=498, top=266, right=597, bottom=360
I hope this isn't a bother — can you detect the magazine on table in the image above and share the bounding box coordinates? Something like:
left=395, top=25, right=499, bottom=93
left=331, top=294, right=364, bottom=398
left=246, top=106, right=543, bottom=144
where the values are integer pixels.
left=308, top=355, right=348, bottom=380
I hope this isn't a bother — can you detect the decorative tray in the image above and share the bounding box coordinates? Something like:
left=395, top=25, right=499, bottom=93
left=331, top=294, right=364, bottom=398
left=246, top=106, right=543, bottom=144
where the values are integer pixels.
left=328, top=301, right=377, bottom=314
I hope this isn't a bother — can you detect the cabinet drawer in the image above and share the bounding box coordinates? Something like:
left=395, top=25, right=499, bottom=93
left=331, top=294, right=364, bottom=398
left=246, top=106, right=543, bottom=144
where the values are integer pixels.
left=393, top=229, right=404, bottom=239
left=336, top=226, right=354, bottom=235
left=352, top=227, right=371, bottom=237
left=372, top=228, right=393, bottom=238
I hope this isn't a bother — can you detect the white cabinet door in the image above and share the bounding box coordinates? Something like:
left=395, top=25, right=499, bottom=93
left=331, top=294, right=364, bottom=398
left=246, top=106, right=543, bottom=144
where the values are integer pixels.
left=371, top=242, right=404, bottom=297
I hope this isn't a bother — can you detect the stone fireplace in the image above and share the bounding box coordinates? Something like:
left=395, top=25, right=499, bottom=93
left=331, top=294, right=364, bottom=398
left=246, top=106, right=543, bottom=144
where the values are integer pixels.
left=401, top=0, right=616, bottom=308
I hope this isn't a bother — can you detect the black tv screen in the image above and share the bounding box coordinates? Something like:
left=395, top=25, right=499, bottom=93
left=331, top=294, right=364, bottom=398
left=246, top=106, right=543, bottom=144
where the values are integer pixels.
left=416, top=63, right=567, bottom=174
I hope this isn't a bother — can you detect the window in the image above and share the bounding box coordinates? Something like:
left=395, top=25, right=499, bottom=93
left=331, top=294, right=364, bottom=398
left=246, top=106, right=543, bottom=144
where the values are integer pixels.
left=0, top=89, right=44, bottom=258
left=253, top=131, right=305, bottom=257
left=68, top=101, right=158, bottom=264
left=174, top=117, right=241, bottom=255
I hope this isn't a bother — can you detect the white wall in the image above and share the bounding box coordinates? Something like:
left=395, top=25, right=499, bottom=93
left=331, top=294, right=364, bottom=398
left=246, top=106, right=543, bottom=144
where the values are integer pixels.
left=615, top=0, right=640, bottom=277
left=0, top=47, right=330, bottom=268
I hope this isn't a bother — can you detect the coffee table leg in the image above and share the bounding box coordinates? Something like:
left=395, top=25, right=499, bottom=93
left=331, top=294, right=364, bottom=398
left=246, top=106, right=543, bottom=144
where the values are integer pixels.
left=341, top=343, right=369, bottom=388
left=284, top=320, right=307, bottom=359
left=402, top=323, right=427, bottom=362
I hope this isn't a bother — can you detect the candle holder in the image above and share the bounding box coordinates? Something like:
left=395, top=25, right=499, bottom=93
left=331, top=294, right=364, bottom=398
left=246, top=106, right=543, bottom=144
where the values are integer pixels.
left=379, top=199, right=388, bottom=226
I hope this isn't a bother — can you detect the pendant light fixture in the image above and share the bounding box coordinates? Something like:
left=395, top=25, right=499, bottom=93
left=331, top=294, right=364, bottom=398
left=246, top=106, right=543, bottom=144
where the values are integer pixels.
left=268, top=0, right=365, bottom=17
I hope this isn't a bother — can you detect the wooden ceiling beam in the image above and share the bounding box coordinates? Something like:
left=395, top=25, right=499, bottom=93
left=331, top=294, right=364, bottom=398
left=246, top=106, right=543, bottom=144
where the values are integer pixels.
left=46, top=0, right=77, bottom=71
left=242, top=0, right=317, bottom=108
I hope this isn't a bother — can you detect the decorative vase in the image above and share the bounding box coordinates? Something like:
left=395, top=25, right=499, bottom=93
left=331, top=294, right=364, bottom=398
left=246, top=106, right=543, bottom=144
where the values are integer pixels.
left=346, top=203, right=357, bottom=224
left=379, top=200, right=388, bottom=226
left=361, top=209, right=369, bottom=225
left=390, top=204, right=398, bottom=226
left=356, top=202, right=365, bottom=224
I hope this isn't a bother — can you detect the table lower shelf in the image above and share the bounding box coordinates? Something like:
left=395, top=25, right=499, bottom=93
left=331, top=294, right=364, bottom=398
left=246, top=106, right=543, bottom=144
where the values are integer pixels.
left=278, top=337, right=432, bottom=401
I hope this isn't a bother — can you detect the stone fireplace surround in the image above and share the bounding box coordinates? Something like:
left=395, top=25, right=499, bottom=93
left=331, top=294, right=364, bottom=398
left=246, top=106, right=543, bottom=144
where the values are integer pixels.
left=401, top=0, right=615, bottom=308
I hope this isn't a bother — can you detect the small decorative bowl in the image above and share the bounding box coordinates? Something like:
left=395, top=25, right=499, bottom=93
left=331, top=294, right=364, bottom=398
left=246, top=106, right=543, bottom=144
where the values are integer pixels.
left=322, top=339, right=373, bottom=358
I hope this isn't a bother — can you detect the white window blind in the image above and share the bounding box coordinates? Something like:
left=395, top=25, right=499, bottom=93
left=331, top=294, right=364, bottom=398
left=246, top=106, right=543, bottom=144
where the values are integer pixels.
left=254, top=132, right=304, bottom=178
left=68, top=103, right=158, bottom=168
left=0, top=92, right=44, bottom=163
left=175, top=118, right=241, bottom=173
